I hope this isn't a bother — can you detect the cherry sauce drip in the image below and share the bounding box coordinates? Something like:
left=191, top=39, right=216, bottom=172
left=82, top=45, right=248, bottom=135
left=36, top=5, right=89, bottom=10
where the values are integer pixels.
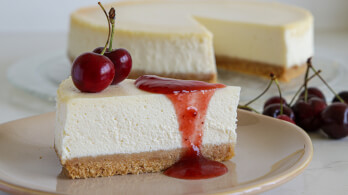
left=135, top=75, right=228, bottom=179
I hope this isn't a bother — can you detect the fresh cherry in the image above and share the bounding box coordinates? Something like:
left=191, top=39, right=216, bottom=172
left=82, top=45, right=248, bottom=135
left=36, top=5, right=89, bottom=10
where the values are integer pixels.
left=299, top=87, right=326, bottom=101
left=332, top=91, right=348, bottom=104
left=71, top=52, right=115, bottom=93
left=277, top=114, right=295, bottom=124
left=263, top=104, right=295, bottom=121
left=92, top=6, right=132, bottom=86
left=71, top=3, right=119, bottom=92
left=291, top=97, right=327, bottom=132
left=94, top=48, right=132, bottom=85
left=263, top=96, right=287, bottom=109
left=321, top=102, right=348, bottom=139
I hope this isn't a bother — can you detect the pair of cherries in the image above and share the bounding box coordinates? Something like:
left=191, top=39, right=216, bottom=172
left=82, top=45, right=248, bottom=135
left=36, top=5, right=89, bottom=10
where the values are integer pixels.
left=72, top=48, right=132, bottom=93
left=71, top=3, right=132, bottom=93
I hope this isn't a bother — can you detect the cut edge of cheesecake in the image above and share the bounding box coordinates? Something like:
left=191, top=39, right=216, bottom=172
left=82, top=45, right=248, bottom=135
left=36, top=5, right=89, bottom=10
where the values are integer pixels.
left=55, top=78, right=240, bottom=179
left=56, top=143, right=234, bottom=179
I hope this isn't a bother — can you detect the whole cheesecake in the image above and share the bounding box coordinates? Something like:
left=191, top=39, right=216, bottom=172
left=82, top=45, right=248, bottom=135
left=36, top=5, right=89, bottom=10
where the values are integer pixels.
left=55, top=76, right=240, bottom=179
left=68, top=0, right=314, bottom=82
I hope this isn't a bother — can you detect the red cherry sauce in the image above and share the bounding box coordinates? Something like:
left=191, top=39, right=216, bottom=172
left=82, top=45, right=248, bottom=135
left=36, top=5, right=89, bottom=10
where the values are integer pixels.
left=135, top=75, right=227, bottom=179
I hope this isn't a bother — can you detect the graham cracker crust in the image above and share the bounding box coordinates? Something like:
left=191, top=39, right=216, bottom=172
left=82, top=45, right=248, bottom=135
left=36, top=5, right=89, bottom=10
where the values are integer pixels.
left=59, top=143, right=234, bottom=179
left=216, top=56, right=307, bottom=82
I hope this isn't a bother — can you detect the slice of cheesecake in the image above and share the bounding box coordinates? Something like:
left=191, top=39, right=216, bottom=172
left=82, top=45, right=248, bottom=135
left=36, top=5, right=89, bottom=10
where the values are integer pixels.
left=68, top=0, right=313, bottom=82
left=55, top=76, right=240, bottom=179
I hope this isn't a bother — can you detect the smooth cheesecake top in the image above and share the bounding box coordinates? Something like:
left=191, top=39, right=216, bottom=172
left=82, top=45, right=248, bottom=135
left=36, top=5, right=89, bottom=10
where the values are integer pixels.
left=57, top=77, right=240, bottom=102
left=72, top=0, right=313, bottom=34
left=57, top=77, right=153, bottom=102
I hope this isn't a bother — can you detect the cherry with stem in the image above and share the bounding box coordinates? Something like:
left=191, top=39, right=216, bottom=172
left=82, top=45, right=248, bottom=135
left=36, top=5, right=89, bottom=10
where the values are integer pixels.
left=71, top=2, right=115, bottom=93
left=291, top=58, right=328, bottom=132
left=263, top=74, right=295, bottom=123
left=93, top=5, right=133, bottom=85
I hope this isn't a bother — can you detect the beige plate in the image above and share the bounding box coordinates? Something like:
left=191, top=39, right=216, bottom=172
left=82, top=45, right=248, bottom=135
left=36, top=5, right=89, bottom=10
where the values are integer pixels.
left=0, top=110, right=312, bottom=195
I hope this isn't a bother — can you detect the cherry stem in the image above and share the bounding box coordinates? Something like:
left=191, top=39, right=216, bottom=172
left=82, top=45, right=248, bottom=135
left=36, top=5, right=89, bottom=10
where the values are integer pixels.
left=244, top=76, right=274, bottom=107
left=108, top=8, right=116, bottom=52
left=238, top=105, right=260, bottom=114
left=98, top=2, right=111, bottom=55
left=289, top=70, right=322, bottom=106
left=307, top=59, right=345, bottom=103
left=273, top=76, right=283, bottom=115
left=303, top=58, right=311, bottom=103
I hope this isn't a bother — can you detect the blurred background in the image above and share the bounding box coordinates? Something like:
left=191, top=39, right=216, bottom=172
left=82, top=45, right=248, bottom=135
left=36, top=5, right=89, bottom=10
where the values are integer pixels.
left=1, top=0, right=348, bottom=33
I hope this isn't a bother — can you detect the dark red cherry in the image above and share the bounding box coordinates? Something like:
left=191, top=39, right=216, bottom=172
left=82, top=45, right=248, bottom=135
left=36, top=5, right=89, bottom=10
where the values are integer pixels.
left=71, top=52, right=115, bottom=93
left=263, top=104, right=295, bottom=121
left=263, top=96, right=287, bottom=109
left=105, top=48, right=132, bottom=85
left=292, top=97, right=327, bottom=132
left=321, top=102, right=348, bottom=139
left=332, top=91, right=348, bottom=104
left=93, top=48, right=132, bottom=85
left=277, top=114, right=295, bottom=124
left=299, top=87, right=326, bottom=101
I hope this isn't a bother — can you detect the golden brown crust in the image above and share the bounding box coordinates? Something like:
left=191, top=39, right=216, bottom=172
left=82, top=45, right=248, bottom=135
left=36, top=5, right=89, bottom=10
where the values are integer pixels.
left=59, top=143, right=234, bottom=179
left=216, top=56, right=307, bottom=82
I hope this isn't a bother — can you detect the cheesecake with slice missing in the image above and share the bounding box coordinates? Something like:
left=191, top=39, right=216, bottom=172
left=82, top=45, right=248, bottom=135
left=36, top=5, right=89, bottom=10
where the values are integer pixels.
left=55, top=76, right=240, bottom=179
left=68, top=0, right=314, bottom=82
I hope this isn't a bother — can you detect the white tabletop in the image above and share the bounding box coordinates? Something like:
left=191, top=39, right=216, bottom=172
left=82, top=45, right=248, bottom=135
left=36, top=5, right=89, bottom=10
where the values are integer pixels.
left=0, top=31, right=348, bottom=194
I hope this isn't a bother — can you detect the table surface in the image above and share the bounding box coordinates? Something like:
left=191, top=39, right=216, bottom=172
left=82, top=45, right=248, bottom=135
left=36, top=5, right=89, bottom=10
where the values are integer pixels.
left=0, top=31, right=348, bottom=195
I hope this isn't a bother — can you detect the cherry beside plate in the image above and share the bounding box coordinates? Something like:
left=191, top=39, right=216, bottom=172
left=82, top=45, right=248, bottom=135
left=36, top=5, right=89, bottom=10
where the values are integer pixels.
left=0, top=110, right=312, bottom=195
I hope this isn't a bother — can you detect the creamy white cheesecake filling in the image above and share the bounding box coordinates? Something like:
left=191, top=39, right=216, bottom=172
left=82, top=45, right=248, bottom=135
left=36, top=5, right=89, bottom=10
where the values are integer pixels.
left=55, top=78, right=240, bottom=163
left=68, top=0, right=314, bottom=71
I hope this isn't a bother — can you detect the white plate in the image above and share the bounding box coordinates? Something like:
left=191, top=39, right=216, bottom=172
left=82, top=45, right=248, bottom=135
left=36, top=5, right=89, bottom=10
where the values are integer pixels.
left=6, top=51, right=345, bottom=104
left=0, top=110, right=313, bottom=195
